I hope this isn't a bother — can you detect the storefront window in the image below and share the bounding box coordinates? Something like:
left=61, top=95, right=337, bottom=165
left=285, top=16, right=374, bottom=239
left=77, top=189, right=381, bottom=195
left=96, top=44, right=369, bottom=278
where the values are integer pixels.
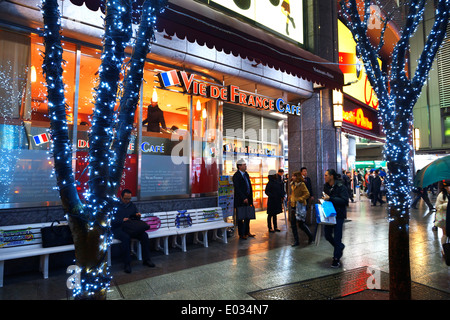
left=139, top=68, right=190, bottom=198
left=1, top=30, right=223, bottom=207
left=0, top=31, right=77, bottom=206
left=222, top=105, right=283, bottom=210
left=191, top=97, right=219, bottom=194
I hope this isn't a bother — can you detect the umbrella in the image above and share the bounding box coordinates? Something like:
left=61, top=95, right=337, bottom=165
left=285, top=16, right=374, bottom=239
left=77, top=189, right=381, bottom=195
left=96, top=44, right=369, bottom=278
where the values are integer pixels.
left=413, top=155, right=450, bottom=188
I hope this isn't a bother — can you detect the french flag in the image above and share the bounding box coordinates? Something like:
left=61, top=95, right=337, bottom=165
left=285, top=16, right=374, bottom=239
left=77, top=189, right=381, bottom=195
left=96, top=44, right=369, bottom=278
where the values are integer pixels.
left=159, top=70, right=180, bottom=88
left=33, top=133, right=49, bottom=145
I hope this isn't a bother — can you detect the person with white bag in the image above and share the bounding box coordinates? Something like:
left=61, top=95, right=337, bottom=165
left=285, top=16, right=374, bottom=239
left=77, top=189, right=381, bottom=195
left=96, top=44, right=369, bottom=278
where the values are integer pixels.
left=434, top=180, right=450, bottom=256
left=322, top=169, right=349, bottom=268
left=289, top=171, right=313, bottom=246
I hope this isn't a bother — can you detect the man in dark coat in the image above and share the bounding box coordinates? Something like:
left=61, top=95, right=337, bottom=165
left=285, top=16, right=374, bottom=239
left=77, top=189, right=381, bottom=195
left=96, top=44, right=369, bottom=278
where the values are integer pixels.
left=323, top=169, right=349, bottom=268
left=371, top=170, right=385, bottom=206
left=232, top=159, right=254, bottom=240
left=112, top=189, right=155, bottom=273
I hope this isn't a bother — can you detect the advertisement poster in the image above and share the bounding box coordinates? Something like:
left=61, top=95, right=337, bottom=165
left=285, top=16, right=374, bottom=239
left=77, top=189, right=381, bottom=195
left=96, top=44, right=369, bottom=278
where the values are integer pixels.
left=209, top=0, right=303, bottom=44
left=218, top=175, right=234, bottom=218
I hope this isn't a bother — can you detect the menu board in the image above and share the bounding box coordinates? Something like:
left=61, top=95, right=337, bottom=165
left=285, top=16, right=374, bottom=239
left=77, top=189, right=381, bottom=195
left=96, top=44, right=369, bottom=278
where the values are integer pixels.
left=218, top=175, right=234, bottom=218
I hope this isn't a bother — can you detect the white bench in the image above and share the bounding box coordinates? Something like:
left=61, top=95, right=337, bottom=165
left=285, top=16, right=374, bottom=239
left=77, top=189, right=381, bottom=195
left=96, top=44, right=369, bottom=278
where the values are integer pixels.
left=1, top=207, right=233, bottom=286
left=107, top=210, right=186, bottom=264
left=108, top=207, right=233, bottom=260
left=0, top=221, right=123, bottom=287
left=107, top=211, right=179, bottom=265
left=170, top=207, right=233, bottom=253
left=0, top=222, right=75, bottom=288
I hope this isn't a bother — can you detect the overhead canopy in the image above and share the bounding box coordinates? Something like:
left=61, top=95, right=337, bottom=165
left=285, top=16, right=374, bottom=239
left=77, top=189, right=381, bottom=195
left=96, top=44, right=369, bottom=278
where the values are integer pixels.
left=69, top=0, right=344, bottom=90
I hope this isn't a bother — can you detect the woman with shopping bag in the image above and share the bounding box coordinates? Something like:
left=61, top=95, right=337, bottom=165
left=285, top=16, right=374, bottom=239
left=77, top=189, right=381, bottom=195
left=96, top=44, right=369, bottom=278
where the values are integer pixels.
left=322, top=169, right=349, bottom=268
left=434, top=180, right=450, bottom=263
left=290, top=171, right=313, bottom=246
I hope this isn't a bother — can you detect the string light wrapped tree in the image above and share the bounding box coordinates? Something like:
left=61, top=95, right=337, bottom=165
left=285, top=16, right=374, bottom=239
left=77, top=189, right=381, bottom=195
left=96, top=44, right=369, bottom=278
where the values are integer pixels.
left=41, top=0, right=167, bottom=299
left=339, top=0, right=449, bottom=299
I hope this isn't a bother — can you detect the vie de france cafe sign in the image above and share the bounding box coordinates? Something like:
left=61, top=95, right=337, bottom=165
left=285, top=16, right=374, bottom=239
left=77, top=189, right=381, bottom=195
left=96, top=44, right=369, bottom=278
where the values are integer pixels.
left=158, top=70, right=301, bottom=116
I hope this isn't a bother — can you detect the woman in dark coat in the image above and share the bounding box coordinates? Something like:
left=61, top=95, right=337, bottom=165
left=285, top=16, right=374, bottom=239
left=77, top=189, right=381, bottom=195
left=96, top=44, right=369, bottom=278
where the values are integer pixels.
left=142, top=102, right=167, bottom=132
left=265, top=170, right=285, bottom=232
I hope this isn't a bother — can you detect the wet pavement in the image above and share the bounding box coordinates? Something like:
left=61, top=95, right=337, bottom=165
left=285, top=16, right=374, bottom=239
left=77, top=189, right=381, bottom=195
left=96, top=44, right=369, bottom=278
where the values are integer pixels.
left=1, top=194, right=449, bottom=301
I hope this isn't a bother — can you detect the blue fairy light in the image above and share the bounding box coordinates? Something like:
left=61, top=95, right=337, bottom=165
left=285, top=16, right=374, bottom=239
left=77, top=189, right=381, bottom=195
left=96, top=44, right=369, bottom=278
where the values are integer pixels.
left=40, top=0, right=168, bottom=299
left=339, top=0, right=450, bottom=218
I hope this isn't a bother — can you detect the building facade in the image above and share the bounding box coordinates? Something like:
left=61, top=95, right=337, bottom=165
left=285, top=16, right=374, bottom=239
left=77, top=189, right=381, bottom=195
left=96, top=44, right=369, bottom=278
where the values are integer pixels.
left=0, top=0, right=343, bottom=225
left=410, top=1, right=450, bottom=168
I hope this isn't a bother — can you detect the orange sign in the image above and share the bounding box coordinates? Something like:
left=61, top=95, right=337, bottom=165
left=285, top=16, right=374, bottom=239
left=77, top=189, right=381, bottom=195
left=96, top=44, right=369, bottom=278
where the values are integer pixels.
left=339, top=52, right=357, bottom=74
left=343, top=108, right=373, bottom=130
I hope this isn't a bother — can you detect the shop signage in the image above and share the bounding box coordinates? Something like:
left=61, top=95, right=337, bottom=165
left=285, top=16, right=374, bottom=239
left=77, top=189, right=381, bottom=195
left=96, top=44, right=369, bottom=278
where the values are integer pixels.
left=140, top=142, right=164, bottom=153
left=223, top=143, right=277, bottom=156
left=33, top=133, right=50, bottom=146
left=77, top=139, right=135, bottom=151
left=343, top=108, right=373, bottom=130
left=158, top=70, right=301, bottom=116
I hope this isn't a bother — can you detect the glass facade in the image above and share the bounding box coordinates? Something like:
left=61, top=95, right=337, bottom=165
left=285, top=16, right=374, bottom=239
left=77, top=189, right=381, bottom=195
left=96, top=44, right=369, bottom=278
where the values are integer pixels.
left=0, top=29, right=221, bottom=208
left=222, top=105, right=286, bottom=210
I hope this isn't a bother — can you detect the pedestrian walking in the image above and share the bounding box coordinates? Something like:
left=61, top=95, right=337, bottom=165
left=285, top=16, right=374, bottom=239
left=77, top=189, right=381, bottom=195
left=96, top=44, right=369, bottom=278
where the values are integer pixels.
left=301, top=167, right=315, bottom=223
left=411, top=186, right=435, bottom=212
left=322, top=169, right=349, bottom=268
left=265, top=170, right=285, bottom=232
left=434, top=180, right=450, bottom=252
left=370, top=170, right=385, bottom=206
left=290, top=171, right=313, bottom=246
left=343, top=170, right=354, bottom=203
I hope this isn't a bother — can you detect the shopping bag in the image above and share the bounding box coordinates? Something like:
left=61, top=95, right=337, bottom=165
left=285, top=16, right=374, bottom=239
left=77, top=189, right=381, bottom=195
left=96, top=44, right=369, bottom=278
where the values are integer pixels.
left=236, top=205, right=256, bottom=220
left=295, top=202, right=307, bottom=221
left=443, top=238, right=450, bottom=266
left=321, top=200, right=336, bottom=217
left=315, top=203, right=336, bottom=225
left=143, top=215, right=161, bottom=232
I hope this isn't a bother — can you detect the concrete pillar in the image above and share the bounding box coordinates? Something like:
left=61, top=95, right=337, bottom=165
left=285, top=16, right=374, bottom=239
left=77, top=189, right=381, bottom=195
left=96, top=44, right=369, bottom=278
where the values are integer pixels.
left=288, top=88, right=338, bottom=200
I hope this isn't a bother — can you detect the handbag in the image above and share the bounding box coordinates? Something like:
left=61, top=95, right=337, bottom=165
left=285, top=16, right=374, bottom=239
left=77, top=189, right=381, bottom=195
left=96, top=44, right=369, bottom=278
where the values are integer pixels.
left=443, top=238, right=450, bottom=266
left=122, top=218, right=150, bottom=238
left=295, top=202, right=307, bottom=221
left=315, top=203, right=336, bottom=225
left=236, top=205, right=256, bottom=220
left=41, top=220, right=74, bottom=248
left=143, top=216, right=161, bottom=232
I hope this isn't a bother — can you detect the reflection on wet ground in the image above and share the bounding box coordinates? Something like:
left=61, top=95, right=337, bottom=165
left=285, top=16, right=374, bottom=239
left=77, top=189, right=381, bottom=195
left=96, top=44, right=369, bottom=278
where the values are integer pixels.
left=1, top=196, right=449, bottom=300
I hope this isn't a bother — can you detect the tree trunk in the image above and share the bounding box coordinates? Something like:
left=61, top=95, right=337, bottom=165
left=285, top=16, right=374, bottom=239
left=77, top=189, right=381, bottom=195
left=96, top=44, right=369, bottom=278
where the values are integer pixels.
left=388, top=210, right=411, bottom=300
left=338, top=0, right=450, bottom=301
left=109, top=0, right=162, bottom=194
left=385, top=124, right=413, bottom=300
left=42, top=0, right=167, bottom=299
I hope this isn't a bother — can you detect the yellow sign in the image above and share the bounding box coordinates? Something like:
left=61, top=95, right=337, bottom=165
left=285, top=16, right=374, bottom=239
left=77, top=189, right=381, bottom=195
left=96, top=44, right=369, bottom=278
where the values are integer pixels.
left=338, top=20, right=379, bottom=109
